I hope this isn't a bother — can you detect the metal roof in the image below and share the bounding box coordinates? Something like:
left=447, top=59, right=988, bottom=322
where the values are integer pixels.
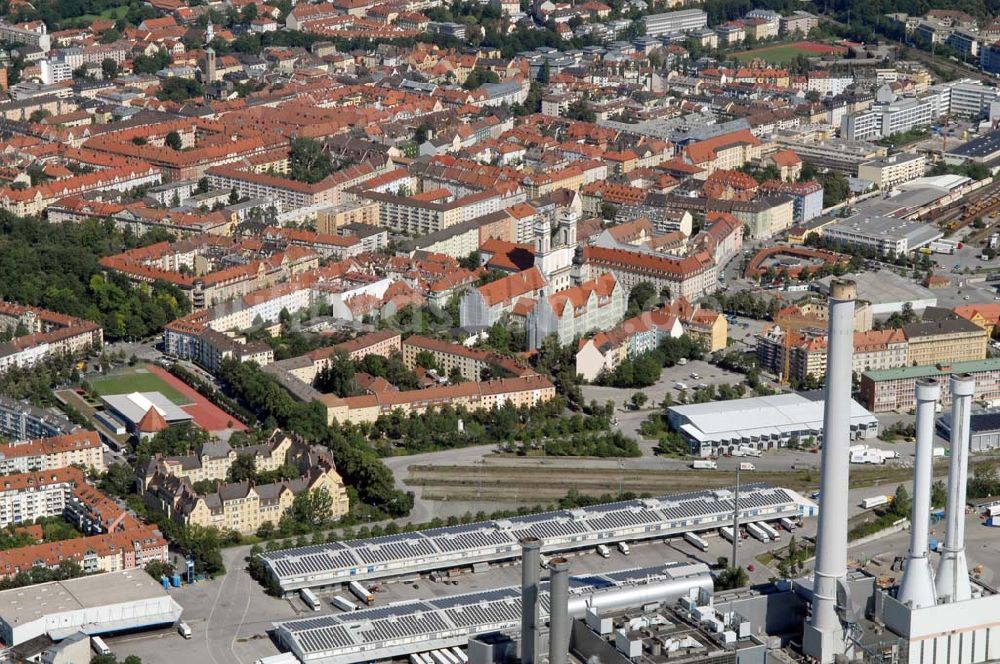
left=262, top=484, right=811, bottom=590
left=275, top=563, right=709, bottom=664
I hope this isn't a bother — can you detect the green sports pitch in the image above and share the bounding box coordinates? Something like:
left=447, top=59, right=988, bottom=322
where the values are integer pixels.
left=89, top=368, right=190, bottom=405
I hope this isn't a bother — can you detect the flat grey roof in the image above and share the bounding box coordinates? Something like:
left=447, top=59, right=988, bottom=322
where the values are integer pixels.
left=0, top=569, right=169, bottom=627
left=816, top=270, right=937, bottom=306
left=826, top=214, right=942, bottom=247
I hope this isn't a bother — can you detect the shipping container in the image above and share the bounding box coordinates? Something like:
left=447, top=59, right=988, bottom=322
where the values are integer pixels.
left=684, top=531, right=709, bottom=551
left=332, top=595, right=358, bottom=612
left=349, top=580, right=374, bottom=605
left=720, top=526, right=737, bottom=543
left=300, top=588, right=321, bottom=611
left=692, top=460, right=717, bottom=470
left=862, top=495, right=890, bottom=510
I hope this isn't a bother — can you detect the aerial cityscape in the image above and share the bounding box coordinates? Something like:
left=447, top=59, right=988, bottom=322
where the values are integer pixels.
left=4, top=0, right=1000, bottom=662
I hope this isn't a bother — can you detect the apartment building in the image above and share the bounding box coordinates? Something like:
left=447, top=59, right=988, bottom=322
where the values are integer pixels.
left=401, top=335, right=531, bottom=381
left=0, top=302, right=103, bottom=374
left=903, top=308, right=988, bottom=367
left=574, top=306, right=684, bottom=381
left=318, top=374, right=556, bottom=424
left=0, top=395, right=77, bottom=442
left=207, top=162, right=385, bottom=211
left=0, top=21, right=51, bottom=52
left=149, top=461, right=349, bottom=535
left=0, top=468, right=78, bottom=528
left=581, top=245, right=718, bottom=301
left=0, top=432, right=104, bottom=475
left=0, top=523, right=167, bottom=578
left=0, top=164, right=162, bottom=216
left=681, top=129, right=764, bottom=176
left=141, top=430, right=297, bottom=488
left=857, top=152, right=926, bottom=190
left=758, top=180, right=823, bottom=224
left=860, top=358, right=1000, bottom=412
left=757, top=326, right=909, bottom=383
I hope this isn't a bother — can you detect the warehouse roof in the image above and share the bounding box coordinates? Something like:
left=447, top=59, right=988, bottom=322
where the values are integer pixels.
left=262, top=484, right=810, bottom=590
left=668, top=393, right=877, bottom=444
left=0, top=568, right=170, bottom=627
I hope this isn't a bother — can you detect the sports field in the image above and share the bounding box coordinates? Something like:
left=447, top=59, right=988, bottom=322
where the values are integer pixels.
left=734, top=41, right=847, bottom=64
left=89, top=367, right=190, bottom=405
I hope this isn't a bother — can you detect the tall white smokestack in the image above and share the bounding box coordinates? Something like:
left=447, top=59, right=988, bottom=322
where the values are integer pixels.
left=520, top=538, right=541, bottom=664
left=936, top=373, right=975, bottom=603
left=803, top=279, right=855, bottom=664
left=897, top=378, right=940, bottom=609
left=548, top=557, right=570, bottom=664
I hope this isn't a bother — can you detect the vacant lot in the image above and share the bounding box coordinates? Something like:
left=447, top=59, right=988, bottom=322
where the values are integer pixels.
left=404, top=461, right=930, bottom=505
left=734, top=41, right=847, bottom=64
left=88, top=367, right=189, bottom=405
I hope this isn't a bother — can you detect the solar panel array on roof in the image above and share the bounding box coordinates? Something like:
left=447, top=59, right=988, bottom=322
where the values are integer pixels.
left=263, top=483, right=809, bottom=590
left=275, top=563, right=705, bottom=662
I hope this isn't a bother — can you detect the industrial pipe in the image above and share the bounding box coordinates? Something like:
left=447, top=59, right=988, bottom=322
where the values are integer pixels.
left=897, top=378, right=940, bottom=609
left=520, top=538, right=541, bottom=664
left=936, top=373, right=975, bottom=603
left=548, top=558, right=570, bottom=664
left=803, top=279, right=856, bottom=664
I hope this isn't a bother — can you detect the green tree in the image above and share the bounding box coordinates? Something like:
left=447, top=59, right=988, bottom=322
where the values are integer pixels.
left=157, top=77, right=203, bottom=102
left=292, top=487, right=334, bottom=526
left=101, top=58, right=118, bottom=80
left=145, top=559, right=175, bottom=580
left=630, top=391, right=648, bottom=409
left=289, top=137, right=334, bottom=184
left=165, top=130, right=183, bottom=150
left=227, top=453, right=257, bottom=483
left=98, top=463, right=136, bottom=498
left=626, top=281, right=656, bottom=317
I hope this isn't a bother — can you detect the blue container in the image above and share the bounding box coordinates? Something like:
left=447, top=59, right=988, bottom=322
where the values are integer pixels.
left=988, top=517, right=1000, bottom=528
left=171, top=574, right=181, bottom=587
left=161, top=576, right=170, bottom=589
left=928, top=538, right=939, bottom=551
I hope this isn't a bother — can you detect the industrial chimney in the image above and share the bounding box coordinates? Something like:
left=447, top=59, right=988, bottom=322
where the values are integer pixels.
left=936, top=373, right=975, bottom=603
left=520, top=538, right=541, bottom=664
left=548, top=557, right=570, bottom=664
left=803, top=279, right=856, bottom=664
left=897, top=378, right=940, bottom=609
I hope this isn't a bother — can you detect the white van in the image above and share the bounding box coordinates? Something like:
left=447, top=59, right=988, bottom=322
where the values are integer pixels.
left=617, top=542, right=631, bottom=555
left=596, top=544, right=611, bottom=558
left=178, top=621, right=192, bottom=639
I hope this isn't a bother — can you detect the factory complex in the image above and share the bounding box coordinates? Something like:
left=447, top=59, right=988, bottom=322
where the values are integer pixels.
left=261, top=484, right=816, bottom=593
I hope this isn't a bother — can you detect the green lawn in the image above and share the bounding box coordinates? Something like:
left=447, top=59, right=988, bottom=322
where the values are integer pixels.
left=89, top=369, right=190, bottom=405
left=733, top=45, right=810, bottom=64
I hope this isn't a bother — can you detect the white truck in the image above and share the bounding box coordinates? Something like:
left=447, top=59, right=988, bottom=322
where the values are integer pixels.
left=300, top=588, right=321, bottom=611
left=932, top=447, right=946, bottom=458
left=617, top=541, right=631, bottom=555
left=745, top=522, right=770, bottom=543
left=255, top=654, right=300, bottom=664
left=177, top=621, right=192, bottom=639
left=596, top=544, right=611, bottom=558
left=692, top=460, right=718, bottom=470
left=738, top=445, right=761, bottom=457
left=684, top=531, right=709, bottom=551
left=739, top=462, right=756, bottom=471
left=332, top=595, right=358, bottom=612
left=861, top=495, right=891, bottom=510
left=349, top=580, right=374, bottom=605
left=91, top=636, right=112, bottom=656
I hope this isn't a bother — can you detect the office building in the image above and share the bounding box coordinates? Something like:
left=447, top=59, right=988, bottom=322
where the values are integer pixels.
left=643, top=9, right=707, bottom=37
left=857, top=152, right=926, bottom=189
